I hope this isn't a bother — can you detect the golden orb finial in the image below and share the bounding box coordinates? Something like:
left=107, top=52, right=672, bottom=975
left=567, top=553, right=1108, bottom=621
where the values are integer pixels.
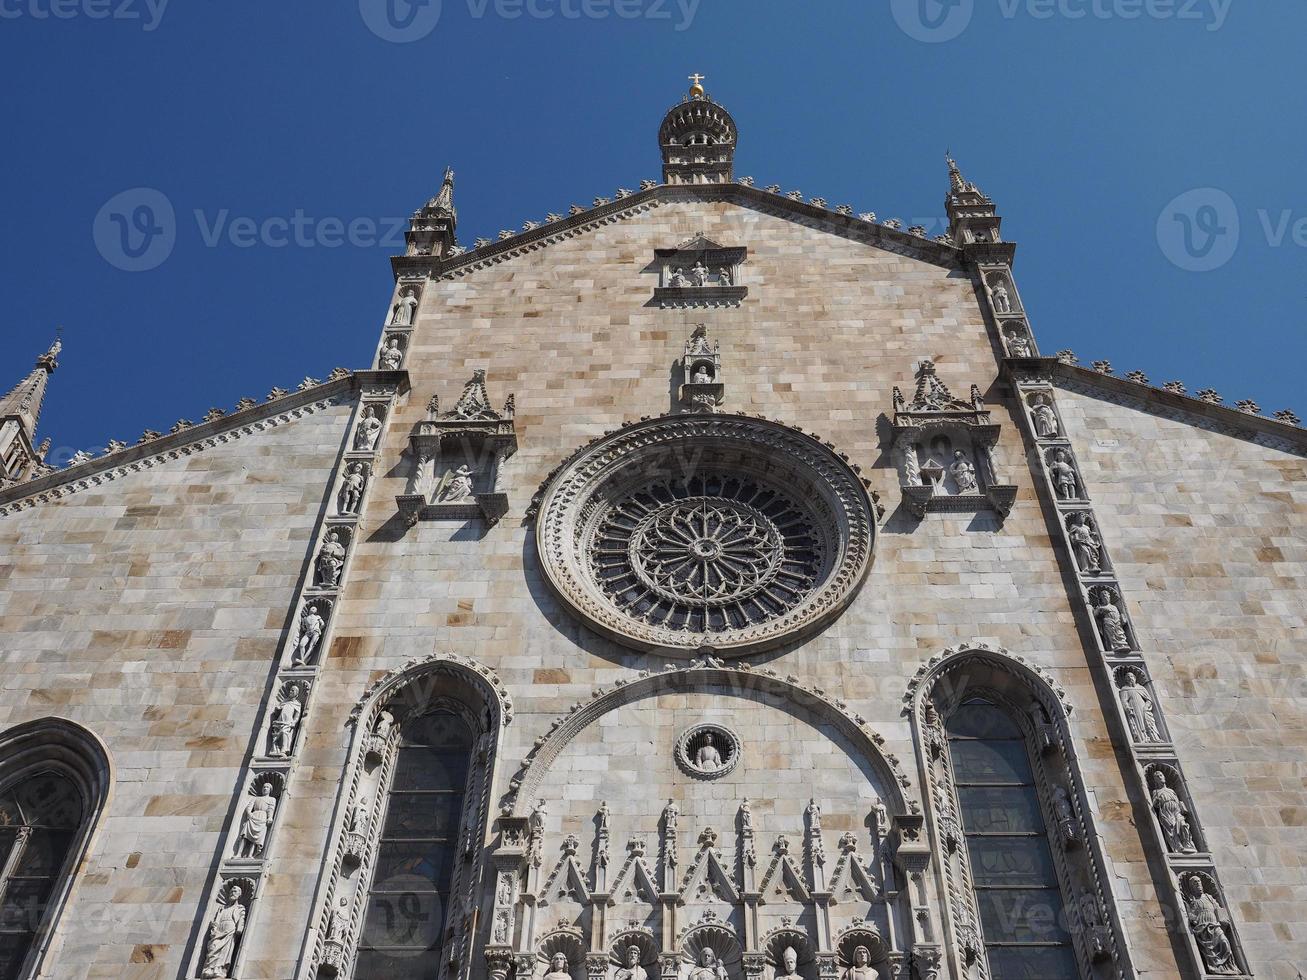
left=688, top=72, right=706, bottom=98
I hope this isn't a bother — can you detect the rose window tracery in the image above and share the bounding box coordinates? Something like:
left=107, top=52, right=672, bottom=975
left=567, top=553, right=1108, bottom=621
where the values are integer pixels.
left=533, top=414, right=876, bottom=657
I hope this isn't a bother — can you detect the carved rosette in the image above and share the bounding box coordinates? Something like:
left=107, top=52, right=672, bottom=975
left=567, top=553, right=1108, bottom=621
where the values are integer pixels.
left=533, top=414, right=875, bottom=657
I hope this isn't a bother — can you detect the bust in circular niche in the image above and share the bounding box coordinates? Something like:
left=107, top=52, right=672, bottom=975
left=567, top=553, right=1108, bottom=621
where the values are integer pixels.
left=678, top=725, right=739, bottom=778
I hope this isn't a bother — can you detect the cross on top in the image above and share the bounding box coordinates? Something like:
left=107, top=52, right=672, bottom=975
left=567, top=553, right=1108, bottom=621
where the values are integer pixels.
left=688, top=73, right=705, bottom=87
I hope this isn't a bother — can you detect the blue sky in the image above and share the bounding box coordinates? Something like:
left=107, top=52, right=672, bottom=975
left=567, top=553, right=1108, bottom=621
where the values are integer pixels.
left=2, top=0, right=1302, bottom=459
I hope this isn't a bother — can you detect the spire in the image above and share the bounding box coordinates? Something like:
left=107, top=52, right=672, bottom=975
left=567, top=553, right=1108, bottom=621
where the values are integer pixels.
left=0, top=337, right=61, bottom=483
left=658, top=74, right=737, bottom=185
left=405, top=166, right=458, bottom=259
left=943, top=152, right=1003, bottom=248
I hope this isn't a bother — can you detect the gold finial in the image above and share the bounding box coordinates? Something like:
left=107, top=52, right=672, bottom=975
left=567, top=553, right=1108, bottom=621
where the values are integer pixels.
left=688, top=72, right=706, bottom=98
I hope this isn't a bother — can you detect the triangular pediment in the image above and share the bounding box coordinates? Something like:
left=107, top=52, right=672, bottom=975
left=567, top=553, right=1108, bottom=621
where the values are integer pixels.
left=758, top=840, right=811, bottom=904
left=610, top=848, right=661, bottom=905
left=670, top=232, right=729, bottom=252
left=679, top=846, right=739, bottom=904
left=828, top=849, right=880, bottom=904
left=540, top=847, right=592, bottom=906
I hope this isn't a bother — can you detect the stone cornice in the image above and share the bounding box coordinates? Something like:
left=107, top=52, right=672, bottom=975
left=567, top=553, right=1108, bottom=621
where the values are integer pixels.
left=0, top=374, right=370, bottom=516
left=1045, top=361, right=1307, bottom=456
left=392, top=183, right=962, bottom=282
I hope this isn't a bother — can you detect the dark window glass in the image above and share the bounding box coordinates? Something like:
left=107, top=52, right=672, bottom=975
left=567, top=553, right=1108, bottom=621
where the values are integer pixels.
left=0, top=772, right=84, bottom=980
left=360, top=710, right=472, bottom=971
left=946, top=699, right=1076, bottom=980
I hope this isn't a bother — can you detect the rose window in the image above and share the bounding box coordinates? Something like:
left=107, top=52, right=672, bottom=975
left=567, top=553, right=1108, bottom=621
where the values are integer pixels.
left=533, top=414, right=876, bottom=657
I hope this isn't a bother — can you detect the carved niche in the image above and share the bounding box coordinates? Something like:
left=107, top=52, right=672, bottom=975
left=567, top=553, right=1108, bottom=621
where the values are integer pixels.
left=395, top=370, right=518, bottom=527
left=654, top=233, right=748, bottom=308
left=679, top=324, right=725, bottom=413
left=889, top=360, right=1017, bottom=518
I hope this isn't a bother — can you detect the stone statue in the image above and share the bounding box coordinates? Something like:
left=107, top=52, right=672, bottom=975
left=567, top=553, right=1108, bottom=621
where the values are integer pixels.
left=950, top=451, right=978, bottom=494
left=991, top=282, right=1011, bottom=313
left=327, top=895, right=349, bottom=943
left=1093, top=589, right=1131, bottom=652
left=842, top=945, right=876, bottom=980
left=315, top=532, right=346, bottom=588
left=775, top=946, right=802, bottom=980
left=338, top=463, right=367, bottom=515
left=293, top=604, right=325, bottom=666
left=346, top=795, right=370, bottom=835
left=353, top=406, right=382, bottom=451
left=268, top=684, right=303, bottom=758
left=1031, top=395, right=1059, bottom=438
left=438, top=465, right=475, bottom=502
left=1183, top=875, right=1239, bottom=975
left=663, top=799, right=678, bottom=834
left=669, top=267, right=687, bottom=287
left=694, top=732, right=723, bottom=772
left=374, top=709, right=395, bottom=741
left=391, top=288, right=418, bottom=326
left=1068, top=514, right=1102, bottom=573
left=1049, top=450, right=1079, bottom=500
left=1118, top=670, right=1162, bottom=742
left=379, top=336, right=404, bottom=370
left=691, top=260, right=710, bottom=287
left=718, top=266, right=732, bottom=286
left=691, top=364, right=713, bottom=383
left=200, top=884, right=246, bottom=978
left=234, top=781, right=277, bottom=858
left=1052, top=786, right=1078, bottom=846
left=544, top=952, right=572, bottom=980
left=615, top=945, right=647, bottom=980
left=1006, top=328, right=1032, bottom=357
left=689, top=947, right=727, bottom=980
left=1150, top=770, right=1197, bottom=853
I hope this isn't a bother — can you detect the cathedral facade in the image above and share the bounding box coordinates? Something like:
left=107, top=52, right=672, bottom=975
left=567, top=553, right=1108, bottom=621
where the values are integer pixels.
left=0, top=80, right=1303, bottom=980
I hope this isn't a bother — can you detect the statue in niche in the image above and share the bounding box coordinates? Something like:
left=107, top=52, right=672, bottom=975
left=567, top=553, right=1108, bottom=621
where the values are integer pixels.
left=1183, top=876, right=1239, bottom=975
left=1150, top=770, right=1197, bottom=854
left=200, top=883, right=246, bottom=978
left=379, top=336, right=404, bottom=371
left=718, top=266, right=733, bottom=286
left=1048, top=450, right=1079, bottom=500
left=326, top=895, right=350, bottom=943
left=315, top=532, right=346, bottom=588
left=842, top=946, right=876, bottom=980
left=293, top=604, right=326, bottom=666
left=691, top=260, right=710, bottom=287
left=691, top=363, right=713, bottom=383
left=437, top=464, right=475, bottom=502
left=1118, top=670, right=1162, bottom=742
left=950, top=451, right=978, bottom=494
left=1030, top=395, right=1059, bottom=438
left=775, top=947, right=802, bottom=980
left=338, top=463, right=367, bottom=515
left=391, top=288, right=418, bottom=326
left=991, top=281, right=1012, bottom=313
left=374, top=709, right=395, bottom=741
left=353, top=406, right=383, bottom=452
left=669, top=267, right=688, bottom=287
left=1052, top=786, right=1079, bottom=846
left=1005, top=327, right=1032, bottom=357
left=695, top=732, right=724, bottom=772
left=346, top=795, right=370, bottom=835
left=690, top=947, right=727, bottom=980
left=1093, top=589, right=1131, bottom=652
left=615, top=945, right=647, bottom=980
left=268, top=684, right=303, bottom=758
left=1068, top=514, right=1102, bottom=573
left=544, top=952, right=572, bottom=980
left=233, top=781, right=277, bottom=859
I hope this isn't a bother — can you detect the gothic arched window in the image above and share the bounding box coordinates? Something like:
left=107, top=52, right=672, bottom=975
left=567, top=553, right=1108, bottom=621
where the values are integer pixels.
left=355, top=709, right=475, bottom=979
left=945, top=698, right=1076, bottom=979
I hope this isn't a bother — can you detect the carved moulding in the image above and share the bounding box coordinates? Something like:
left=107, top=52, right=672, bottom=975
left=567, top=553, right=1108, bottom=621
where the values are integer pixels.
left=531, top=413, right=876, bottom=658
left=297, top=653, right=511, bottom=980
left=500, top=656, right=917, bottom=820
left=904, top=643, right=1135, bottom=980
